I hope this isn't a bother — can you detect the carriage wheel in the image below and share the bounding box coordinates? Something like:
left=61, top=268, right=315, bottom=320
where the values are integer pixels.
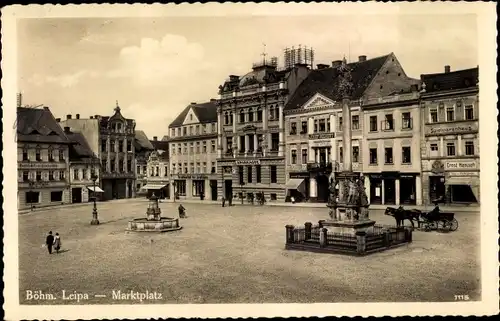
left=449, top=218, right=459, bottom=231
left=424, top=222, right=432, bottom=232
left=429, top=221, right=438, bottom=230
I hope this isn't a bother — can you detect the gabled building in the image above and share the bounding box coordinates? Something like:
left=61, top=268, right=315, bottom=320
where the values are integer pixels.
left=420, top=66, right=479, bottom=205
left=134, top=130, right=155, bottom=194
left=168, top=100, right=219, bottom=201
left=284, top=53, right=420, bottom=203
left=17, top=106, right=72, bottom=210
left=216, top=59, right=310, bottom=203
left=143, top=136, right=170, bottom=199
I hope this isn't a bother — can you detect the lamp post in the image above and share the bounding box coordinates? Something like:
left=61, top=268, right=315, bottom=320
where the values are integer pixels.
left=172, top=181, right=177, bottom=203
left=90, top=156, right=99, bottom=225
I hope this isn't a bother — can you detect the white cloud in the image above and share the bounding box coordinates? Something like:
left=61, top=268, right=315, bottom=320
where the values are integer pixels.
left=28, top=70, right=90, bottom=88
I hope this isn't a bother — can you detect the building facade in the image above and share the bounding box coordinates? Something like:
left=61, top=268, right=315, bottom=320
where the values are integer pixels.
left=134, top=130, right=154, bottom=196
left=169, top=101, right=219, bottom=201
left=143, top=136, right=170, bottom=199
left=284, top=53, right=419, bottom=203
left=17, top=106, right=72, bottom=210
left=420, top=66, right=479, bottom=205
left=362, top=89, right=422, bottom=206
left=216, top=60, right=310, bottom=203
left=59, top=103, right=137, bottom=201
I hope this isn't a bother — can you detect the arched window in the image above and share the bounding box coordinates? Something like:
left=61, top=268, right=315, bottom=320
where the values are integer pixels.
left=224, top=111, right=229, bottom=125
left=257, top=107, right=263, bottom=122
left=239, top=109, right=245, bottom=123
left=229, top=112, right=233, bottom=125
left=248, top=108, right=254, bottom=122
left=48, top=146, right=55, bottom=162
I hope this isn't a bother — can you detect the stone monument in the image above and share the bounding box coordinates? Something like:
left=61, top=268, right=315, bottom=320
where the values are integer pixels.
left=323, top=58, right=375, bottom=235
left=127, top=193, right=182, bottom=233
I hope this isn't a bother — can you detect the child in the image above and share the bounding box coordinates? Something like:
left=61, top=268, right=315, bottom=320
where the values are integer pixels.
left=53, top=233, right=62, bottom=254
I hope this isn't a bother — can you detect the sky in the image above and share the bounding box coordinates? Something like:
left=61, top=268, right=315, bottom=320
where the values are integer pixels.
left=17, top=13, right=478, bottom=138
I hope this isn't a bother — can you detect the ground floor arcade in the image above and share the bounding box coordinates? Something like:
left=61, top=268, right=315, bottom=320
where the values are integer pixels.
left=363, top=172, right=422, bottom=206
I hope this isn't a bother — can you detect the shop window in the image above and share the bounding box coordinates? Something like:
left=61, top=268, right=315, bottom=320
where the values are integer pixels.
left=353, top=146, right=359, bottom=163
left=290, top=122, right=297, bottom=135
left=446, top=142, right=456, bottom=156
left=465, top=141, right=475, bottom=156
left=176, top=180, right=186, bottom=196
left=446, top=106, right=455, bottom=121
left=430, top=109, right=438, bottom=123
left=26, top=191, right=40, bottom=204
left=369, top=116, right=377, bottom=132
left=369, top=148, right=377, bottom=164
left=50, top=191, right=63, bottom=202
left=270, top=193, right=277, bottom=201
left=385, top=148, right=393, bottom=164
left=247, top=166, right=253, bottom=183
left=352, top=115, right=359, bottom=130
left=465, top=105, right=474, bottom=120
left=402, top=147, right=411, bottom=164
left=256, top=165, right=261, bottom=183
left=302, top=149, right=308, bottom=164
left=301, top=121, right=307, bottom=134
left=291, top=150, right=297, bottom=164
left=270, top=165, right=277, bottom=183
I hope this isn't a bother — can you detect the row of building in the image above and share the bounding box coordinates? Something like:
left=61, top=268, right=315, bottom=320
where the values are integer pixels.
left=16, top=51, right=479, bottom=210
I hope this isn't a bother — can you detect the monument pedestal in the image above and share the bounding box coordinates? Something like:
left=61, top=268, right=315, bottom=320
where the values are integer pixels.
left=321, top=219, right=376, bottom=236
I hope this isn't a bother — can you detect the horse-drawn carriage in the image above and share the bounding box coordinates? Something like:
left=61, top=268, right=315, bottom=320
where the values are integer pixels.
left=384, top=204, right=459, bottom=232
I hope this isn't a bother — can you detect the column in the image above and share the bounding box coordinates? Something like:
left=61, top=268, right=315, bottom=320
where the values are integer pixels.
left=439, top=137, right=444, bottom=157
left=457, top=135, right=462, bottom=155
left=309, top=177, right=317, bottom=198
left=217, top=108, right=223, bottom=158
left=331, top=140, right=337, bottom=163
left=364, top=176, right=371, bottom=202
left=267, top=132, right=272, bottom=153
left=308, top=117, right=314, bottom=135
left=395, top=178, right=400, bottom=206
left=341, top=98, right=352, bottom=171
left=253, top=134, right=258, bottom=156
left=278, top=103, right=285, bottom=156
left=308, top=146, right=315, bottom=163
left=381, top=179, right=385, bottom=204
left=329, top=114, right=335, bottom=133
left=106, top=137, right=111, bottom=172
left=237, top=135, right=242, bottom=153
left=204, top=179, right=210, bottom=200
left=245, top=135, right=250, bottom=154
left=415, top=175, right=422, bottom=205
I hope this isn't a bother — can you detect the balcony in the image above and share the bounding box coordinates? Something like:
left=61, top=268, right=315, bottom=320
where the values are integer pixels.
left=401, top=118, right=413, bottom=130
left=307, top=162, right=332, bottom=172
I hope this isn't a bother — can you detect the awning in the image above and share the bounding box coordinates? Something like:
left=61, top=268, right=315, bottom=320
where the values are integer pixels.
left=444, top=176, right=477, bottom=186
left=141, top=184, right=167, bottom=190
left=286, top=179, right=306, bottom=196
left=87, top=186, right=104, bottom=193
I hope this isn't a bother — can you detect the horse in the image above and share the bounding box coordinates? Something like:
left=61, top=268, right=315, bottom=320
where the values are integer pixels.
left=384, top=206, right=420, bottom=228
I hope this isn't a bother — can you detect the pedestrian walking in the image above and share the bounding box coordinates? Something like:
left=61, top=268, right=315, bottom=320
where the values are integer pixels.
left=178, top=204, right=186, bottom=218
left=221, top=196, right=226, bottom=207
left=53, top=233, right=62, bottom=254
left=45, top=231, right=54, bottom=254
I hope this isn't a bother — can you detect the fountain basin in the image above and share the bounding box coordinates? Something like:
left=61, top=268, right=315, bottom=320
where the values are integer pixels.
left=127, top=217, right=182, bottom=233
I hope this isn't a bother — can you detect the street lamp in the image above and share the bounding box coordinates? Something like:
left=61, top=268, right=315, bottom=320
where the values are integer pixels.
left=90, top=156, right=99, bottom=225
left=172, top=181, right=177, bottom=203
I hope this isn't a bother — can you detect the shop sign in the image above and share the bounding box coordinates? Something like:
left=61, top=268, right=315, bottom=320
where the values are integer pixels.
left=236, top=160, right=261, bottom=165
left=309, top=133, right=335, bottom=140
left=177, top=174, right=207, bottom=179
left=310, top=140, right=331, bottom=147
left=447, top=171, right=479, bottom=177
left=400, top=174, right=415, bottom=179
left=445, top=161, right=476, bottom=170
left=289, top=173, right=309, bottom=179
left=426, top=123, right=478, bottom=136
left=18, top=162, right=63, bottom=169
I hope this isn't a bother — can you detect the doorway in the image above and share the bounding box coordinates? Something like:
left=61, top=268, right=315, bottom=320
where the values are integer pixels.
left=210, top=180, right=218, bottom=201
left=370, top=177, right=382, bottom=204
left=384, top=178, right=396, bottom=205
left=400, top=177, right=416, bottom=205
left=316, top=174, right=329, bottom=202
left=224, top=180, right=233, bottom=200
left=429, top=176, right=446, bottom=203
left=72, top=188, right=82, bottom=203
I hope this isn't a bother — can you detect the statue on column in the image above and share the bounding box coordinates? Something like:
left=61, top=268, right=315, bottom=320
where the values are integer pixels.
left=358, top=175, right=370, bottom=220
left=347, top=177, right=358, bottom=204
left=327, top=177, right=338, bottom=220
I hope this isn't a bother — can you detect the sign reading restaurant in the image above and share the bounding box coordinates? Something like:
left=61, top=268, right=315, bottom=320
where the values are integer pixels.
left=425, top=123, right=478, bottom=136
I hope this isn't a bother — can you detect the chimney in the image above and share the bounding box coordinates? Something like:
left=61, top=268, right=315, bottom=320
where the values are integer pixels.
left=191, top=102, right=197, bottom=105
left=153, top=136, right=158, bottom=141
left=358, top=55, right=367, bottom=62
left=210, top=98, right=216, bottom=102
left=94, top=115, right=99, bottom=119
left=90, top=116, right=93, bottom=119
left=66, top=114, right=72, bottom=120
left=56, top=118, right=61, bottom=122
left=43, top=106, right=49, bottom=110
left=229, top=75, right=239, bottom=82
left=16, top=93, right=22, bottom=108
left=63, top=126, right=71, bottom=133
left=76, top=114, right=80, bottom=119
left=317, top=64, right=329, bottom=70
left=444, top=65, right=451, bottom=73
left=332, top=60, right=342, bottom=68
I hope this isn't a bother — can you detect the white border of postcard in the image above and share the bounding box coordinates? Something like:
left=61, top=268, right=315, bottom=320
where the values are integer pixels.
left=2, top=2, right=499, bottom=319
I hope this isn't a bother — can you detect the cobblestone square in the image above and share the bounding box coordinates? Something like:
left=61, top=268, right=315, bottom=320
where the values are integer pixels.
left=19, top=200, right=481, bottom=304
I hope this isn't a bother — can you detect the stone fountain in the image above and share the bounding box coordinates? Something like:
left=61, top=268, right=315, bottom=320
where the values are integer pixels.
left=127, top=193, right=182, bottom=233
left=322, top=58, right=375, bottom=236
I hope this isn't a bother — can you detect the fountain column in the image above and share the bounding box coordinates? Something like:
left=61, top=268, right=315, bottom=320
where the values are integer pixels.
left=342, top=98, right=352, bottom=171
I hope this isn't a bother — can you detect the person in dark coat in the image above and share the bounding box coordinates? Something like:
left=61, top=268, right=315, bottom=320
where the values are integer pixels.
left=45, top=231, right=54, bottom=254
left=221, top=196, right=226, bottom=207
left=178, top=204, right=186, bottom=218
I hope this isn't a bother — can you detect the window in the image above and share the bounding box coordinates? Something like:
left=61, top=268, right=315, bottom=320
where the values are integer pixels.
left=338, top=117, right=343, bottom=130
left=247, top=166, right=253, bottom=183
left=203, top=141, right=207, bottom=153
left=291, top=150, right=297, bottom=164
left=35, top=148, right=41, bottom=161
left=190, top=164, right=194, bottom=174
left=196, top=125, right=200, bottom=135
left=183, top=127, right=187, bottom=135
left=271, top=133, right=279, bottom=151
left=171, top=144, right=176, bottom=155
left=101, top=140, right=107, bottom=152
left=401, top=112, right=412, bottom=129
left=402, top=147, right=411, bottom=164
left=326, top=118, right=331, bottom=132
left=302, top=149, right=308, bottom=164
left=189, top=143, right=194, bottom=154
left=211, top=123, right=216, bottom=133
left=118, top=140, right=124, bottom=152
left=248, top=110, right=254, bottom=122
left=290, top=122, right=297, bottom=135
left=385, top=148, right=393, bottom=164
left=73, top=169, right=79, bottom=180
left=50, top=191, right=63, bottom=202
left=110, top=160, right=115, bottom=172
left=430, top=143, right=439, bottom=157
left=196, top=142, right=200, bottom=153
left=369, top=116, right=377, bottom=132
left=110, top=140, right=115, bottom=152
left=314, top=119, right=318, bottom=133
left=238, top=166, right=244, bottom=185
left=189, top=114, right=193, bottom=120
left=48, top=170, right=54, bottom=181
left=256, top=165, right=262, bottom=183
left=201, top=162, right=206, bottom=174
left=301, top=121, right=308, bottom=134
left=127, top=160, right=132, bottom=172
left=172, top=164, right=176, bottom=174
left=211, top=140, right=216, bottom=153
left=446, top=142, right=456, bottom=156
left=48, top=149, right=55, bottom=162
left=22, top=171, right=29, bottom=182
left=270, top=193, right=277, bottom=201
left=178, top=146, right=182, bottom=154
left=183, top=143, right=188, bottom=154
left=270, top=165, right=277, bottom=183
left=352, top=115, right=359, bottom=130
left=196, top=163, right=200, bottom=174
left=430, top=109, right=438, bottom=123
left=257, top=108, right=262, bottom=122
left=339, top=146, right=343, bottom=161
left=465, top=105, right=474, bottom=120
left=353, top=146, right=359, bottom=163
left=22, top=149, right=28, bottom=161
left=59, top=149, right=64, bottom=161
left=383, top=114, right=394, bottom=130
left=202, top=124, right=207, bottom=134
left=446, top=106, right=454, bottom=121
left=318, top=119, right=326, bottom=132
left=189, top=126, right=193, bottom=135
left=176, top=180, right=186, bottom=196
left=26, top=191, right=40, bottom=204
left=127, top=141, right=132, bottom=152
left=240, top=110, right=245, bottom=123
left=369, top=148, right=377, bottom=165
left=465, top=141, right=475, bottom=155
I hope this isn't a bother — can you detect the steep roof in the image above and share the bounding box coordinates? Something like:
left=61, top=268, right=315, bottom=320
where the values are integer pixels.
left=16, top=107, right=71, bottom=144
left=285, top=54, right=390, bottom=111
left=66, top=132, right=96, bottom=162
left=169, top=100, right=218, bottom=128
left=421, top=67, right=478, bottom=93
left=134, top=130, right=155, bottom=151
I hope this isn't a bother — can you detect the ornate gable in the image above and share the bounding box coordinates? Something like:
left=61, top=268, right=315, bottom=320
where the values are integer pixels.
left=302, top=93, right=335, bottom=110
left=182, top=107, right=200, bottom=125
